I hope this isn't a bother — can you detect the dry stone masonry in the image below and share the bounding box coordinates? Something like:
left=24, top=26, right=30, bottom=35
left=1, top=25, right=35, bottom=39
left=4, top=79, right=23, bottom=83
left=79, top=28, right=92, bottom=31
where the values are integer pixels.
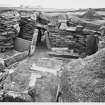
left=0, top=10, right=20, bottom=52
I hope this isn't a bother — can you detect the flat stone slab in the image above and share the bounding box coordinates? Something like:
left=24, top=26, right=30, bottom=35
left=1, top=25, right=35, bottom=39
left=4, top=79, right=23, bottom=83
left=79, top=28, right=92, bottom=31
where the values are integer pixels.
left=48, top=51, right=79, bottom=59
left=3, top=57, right=63, bottom=102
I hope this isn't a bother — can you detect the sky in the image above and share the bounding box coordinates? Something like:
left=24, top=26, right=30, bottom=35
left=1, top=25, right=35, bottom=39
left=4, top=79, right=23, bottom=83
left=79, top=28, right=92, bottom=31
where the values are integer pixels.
left=0, top=0, right=105, bottom=9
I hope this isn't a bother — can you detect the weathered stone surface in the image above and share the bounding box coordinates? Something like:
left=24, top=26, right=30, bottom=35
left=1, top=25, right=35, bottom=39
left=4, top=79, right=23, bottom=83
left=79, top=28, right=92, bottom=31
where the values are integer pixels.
left=4, top=51, right=28, bottom=67
left=0, top=59, right=5, bottom=72
left=2, top=91, right=32, bottom=102
left=60, top=48, right=105, bottom=102
left=4, top=58, right=62, bottom=102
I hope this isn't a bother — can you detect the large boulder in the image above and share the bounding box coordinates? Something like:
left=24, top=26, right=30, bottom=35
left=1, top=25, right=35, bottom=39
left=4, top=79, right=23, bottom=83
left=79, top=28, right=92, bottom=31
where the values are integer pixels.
left=60, top=48, right=105, bottom=102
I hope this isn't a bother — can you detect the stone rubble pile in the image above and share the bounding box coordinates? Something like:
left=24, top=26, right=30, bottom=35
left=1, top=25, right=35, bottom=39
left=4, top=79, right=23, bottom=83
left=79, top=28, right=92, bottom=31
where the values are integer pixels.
left=2, top=58, right=62, bottom=102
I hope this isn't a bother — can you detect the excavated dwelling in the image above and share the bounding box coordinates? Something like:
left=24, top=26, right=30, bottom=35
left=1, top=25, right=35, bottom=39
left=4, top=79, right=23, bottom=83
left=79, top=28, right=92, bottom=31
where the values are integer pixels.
left=0, top=9, right=64, bottom=102
left=0, top=8, right=105, bottom=102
